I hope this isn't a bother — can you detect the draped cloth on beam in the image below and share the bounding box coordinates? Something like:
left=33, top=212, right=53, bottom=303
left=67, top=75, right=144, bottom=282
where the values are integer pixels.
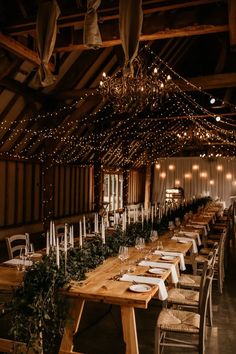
left=119, top=0, right=143, bottom=76
left=35, top=0, right=60, bottom=87
left=83, top=0, right=102, bottom=49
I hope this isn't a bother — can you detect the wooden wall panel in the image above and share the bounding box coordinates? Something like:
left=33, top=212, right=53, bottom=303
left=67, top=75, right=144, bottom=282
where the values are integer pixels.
left=75, top=167, right=80, bottom=214
left=34, top=164, right=41, bottom=221
left=65, top=168, right=70, bottom=215
left=6, top=161, right=16, bottom=225
left=0, top=161, right=6, bottom=226
left=54, top=166, right=59, bottom=217
left=59, top=166, right=65, bottom=217
left=25, top=164, right=32, bottom=223
left=0, top=162, right=93, bottom=227
left=70, top=167, right=75, bottom=215
left=17, top=162, right=24, bottom=224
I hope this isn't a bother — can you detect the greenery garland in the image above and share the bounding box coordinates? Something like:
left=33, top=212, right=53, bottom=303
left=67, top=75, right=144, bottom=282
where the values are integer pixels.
left=6, top=197, right=211, bottom=353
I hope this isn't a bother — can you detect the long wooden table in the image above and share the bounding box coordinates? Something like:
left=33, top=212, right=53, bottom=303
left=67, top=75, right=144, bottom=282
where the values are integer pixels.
left=58, top=239, right=192, bottom=354
left=0, top=238, right=192, bottom=354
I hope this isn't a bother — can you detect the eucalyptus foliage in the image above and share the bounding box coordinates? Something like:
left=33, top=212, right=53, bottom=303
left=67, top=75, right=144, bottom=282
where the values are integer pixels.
left=7, top=197, right=211, bottom=353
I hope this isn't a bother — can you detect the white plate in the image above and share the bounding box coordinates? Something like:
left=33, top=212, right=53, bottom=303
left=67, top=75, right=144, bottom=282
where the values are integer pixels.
left=177, top=240, right=189, bottom=244
left=161, top=256, right=176, bottom=260
left=148, top=268, right=165, bottom=275
left=129, top=284, right=152, bottom=293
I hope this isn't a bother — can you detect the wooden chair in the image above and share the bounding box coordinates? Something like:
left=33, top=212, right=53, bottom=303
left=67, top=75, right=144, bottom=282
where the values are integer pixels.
left=154, top=269, right=213, bottom=354
left=5, top=233, right=29, bottom=259
left=166, top=259, right=215, bottom=326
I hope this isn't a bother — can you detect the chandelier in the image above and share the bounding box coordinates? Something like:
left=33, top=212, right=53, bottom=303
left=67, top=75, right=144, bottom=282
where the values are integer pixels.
left=99, top=57, right=174, bottom=113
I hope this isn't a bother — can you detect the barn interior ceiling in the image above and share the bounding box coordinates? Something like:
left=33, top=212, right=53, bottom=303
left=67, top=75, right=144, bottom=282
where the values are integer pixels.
left=0, top=0, right=236, bottom=169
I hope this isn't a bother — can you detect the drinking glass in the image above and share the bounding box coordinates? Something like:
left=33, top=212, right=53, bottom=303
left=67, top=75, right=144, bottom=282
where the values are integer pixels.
left=19, top=247, right=26, bottom=271
left=118, top=246, right=129, bottom=273
left=150, top=230, right=159, bottom=242
left=135, top=237, right=145, bottom=251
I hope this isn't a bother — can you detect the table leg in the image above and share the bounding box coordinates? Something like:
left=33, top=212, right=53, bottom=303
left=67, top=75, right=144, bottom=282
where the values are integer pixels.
left=59, top=298, right=85, bottom=354
left=121, top=306, right=139, bottom=354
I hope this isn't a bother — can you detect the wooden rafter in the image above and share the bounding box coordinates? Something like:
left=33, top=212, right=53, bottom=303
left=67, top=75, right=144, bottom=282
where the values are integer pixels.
left=0, top=77, right=46, bottom=105
left=5, top=0, right=224, bottom=35
left=54, top=24, right=228, bottom=52
left=0, top=33, right=54, bottom=69
left=53, top=72, right=236, bottom=100
left=228, top=0, right=236, bottom=50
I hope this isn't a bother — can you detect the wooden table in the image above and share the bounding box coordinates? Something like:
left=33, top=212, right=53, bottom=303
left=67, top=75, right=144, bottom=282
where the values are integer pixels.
left=59, top=239, right=192, bottom=354
left=0, top=239, right=192, bottom=354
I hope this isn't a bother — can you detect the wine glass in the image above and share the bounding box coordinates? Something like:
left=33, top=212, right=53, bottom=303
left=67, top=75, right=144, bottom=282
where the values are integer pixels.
left=19, top=247, right=27, bottom=271
left=150, top=230, right=158, bottom=243
left=27, top=243, right=34, bottom=261
left=135, top=237, right=145, bottom=251
left=118, top=246, right=129, bottom=274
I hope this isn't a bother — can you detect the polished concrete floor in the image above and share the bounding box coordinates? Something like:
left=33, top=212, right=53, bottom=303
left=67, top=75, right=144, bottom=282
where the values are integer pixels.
left=74, top=240, right=236, bottom=354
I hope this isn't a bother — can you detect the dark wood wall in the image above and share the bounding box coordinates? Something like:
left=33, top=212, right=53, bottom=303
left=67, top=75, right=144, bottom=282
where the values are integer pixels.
left=0, top=160, right=145, bottom=228
left=128, top=169, right=145, bottom=204
left=0, top=160, right=93, bottom=228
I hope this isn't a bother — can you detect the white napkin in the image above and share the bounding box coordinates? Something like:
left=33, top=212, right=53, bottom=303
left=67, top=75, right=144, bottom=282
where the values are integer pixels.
left=179, top=231, right=201, bottom=246
left=186, top=224, right=208, bottom=236
left=171, top=236, right=198, bottom=254
left=4, top=259, right=33, bottom=267
left=190, top=220, right=210, bottom=231
left=138, top=260, right=179, bottom=284
left=153, top=250, right=186, bottom=271
left=120, top=274, right=168, bottom=301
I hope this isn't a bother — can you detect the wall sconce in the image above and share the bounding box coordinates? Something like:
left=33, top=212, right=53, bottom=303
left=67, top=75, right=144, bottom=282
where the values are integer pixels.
left=216, top=165, right=223, bottom=171
left=160, top=172, right=166, bottom=178
left=192, top=165, right=199, bottom=170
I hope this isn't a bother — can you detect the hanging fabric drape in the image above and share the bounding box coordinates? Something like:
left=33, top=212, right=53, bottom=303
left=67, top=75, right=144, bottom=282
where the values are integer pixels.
left=35, top=0, right=60, bottom=87
left=119, top=0, right=143, bottom=75
left=83, top=0, right=102, bottom=49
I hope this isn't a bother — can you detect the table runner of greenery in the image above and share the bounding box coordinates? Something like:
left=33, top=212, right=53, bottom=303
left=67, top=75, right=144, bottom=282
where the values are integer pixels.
left=4, top=197, right=211, bottom=353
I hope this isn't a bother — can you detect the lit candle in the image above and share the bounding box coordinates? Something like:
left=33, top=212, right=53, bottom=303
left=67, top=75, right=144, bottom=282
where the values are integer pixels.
left=106, top=211, right=109, bottom=227
left=141, top=206, right=144, bottom=229
left=151, top=206, right=154, bottom=224
left=83, top=215, right=86, bottom=237
left=79, top=221, right=83, bottom=248
left=128, top=209, right=130, bottom=224
left=101, top=217, right=105, bottom=244
left=64, top=223, right=68, bottom=255
left=56, top=237, right=60, bottom=268
left=52, top=221, right=56, bottom=247
left=46, top=231, right=49, bottom=255
left=71, top=225, right=74, bottom=248
left=94, top=213, right=96, bottom=233
left=49, top=221, right=52, bottom=247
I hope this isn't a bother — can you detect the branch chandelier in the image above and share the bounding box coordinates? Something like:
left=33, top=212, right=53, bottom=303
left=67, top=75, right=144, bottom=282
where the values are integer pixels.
left=1, top=46, right=236, bottom=165
left=99, top=57, right=174, bottom=113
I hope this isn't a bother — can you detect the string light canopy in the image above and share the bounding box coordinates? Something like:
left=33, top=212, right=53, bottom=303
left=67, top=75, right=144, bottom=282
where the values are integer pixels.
left=99, top=57, right=174, bottom=113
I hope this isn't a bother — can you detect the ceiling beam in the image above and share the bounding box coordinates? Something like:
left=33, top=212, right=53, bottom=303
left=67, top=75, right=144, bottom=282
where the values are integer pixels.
left=0, top=33, right=54, bottom=69
left=54, top=24, right=228, bottom=52
left=54, top=72, right=236, bottom=100
left=5, top=0, right=223, bottom=35
left=228, top=0, right=236, bottom=50
left=177, top=72, right=236, bottom=90
left=0, top=77, right=46, bottom=105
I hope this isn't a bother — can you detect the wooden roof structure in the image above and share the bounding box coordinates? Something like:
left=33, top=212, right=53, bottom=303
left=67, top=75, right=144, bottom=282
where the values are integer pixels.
left=0, top=0, right=236, bottom=169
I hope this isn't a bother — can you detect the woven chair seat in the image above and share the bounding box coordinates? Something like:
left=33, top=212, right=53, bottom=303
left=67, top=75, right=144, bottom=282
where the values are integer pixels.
left=158, top=308, right=200, bottom=333
left=199, top=248, right=211, bottom=255
left=167, top=288, right=199, bottom=306
left=178, top=274, right=201, bottom=288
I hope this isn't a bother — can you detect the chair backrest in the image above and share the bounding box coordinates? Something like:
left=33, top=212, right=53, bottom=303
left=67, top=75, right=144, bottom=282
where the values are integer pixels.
left=6, top=234, right=29, bottom=259
left=199, top=269, right=214, bottom=344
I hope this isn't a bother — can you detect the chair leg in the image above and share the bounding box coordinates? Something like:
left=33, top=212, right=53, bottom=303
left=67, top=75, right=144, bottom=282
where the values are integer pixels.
left=207, top=285, right=213, bottom=326
left=154, top=326, right=161, bottom=354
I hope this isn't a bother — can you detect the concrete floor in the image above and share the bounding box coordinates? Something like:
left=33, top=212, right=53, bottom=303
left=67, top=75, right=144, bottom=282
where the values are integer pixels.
left=74, top=241, right=236, bottom=354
